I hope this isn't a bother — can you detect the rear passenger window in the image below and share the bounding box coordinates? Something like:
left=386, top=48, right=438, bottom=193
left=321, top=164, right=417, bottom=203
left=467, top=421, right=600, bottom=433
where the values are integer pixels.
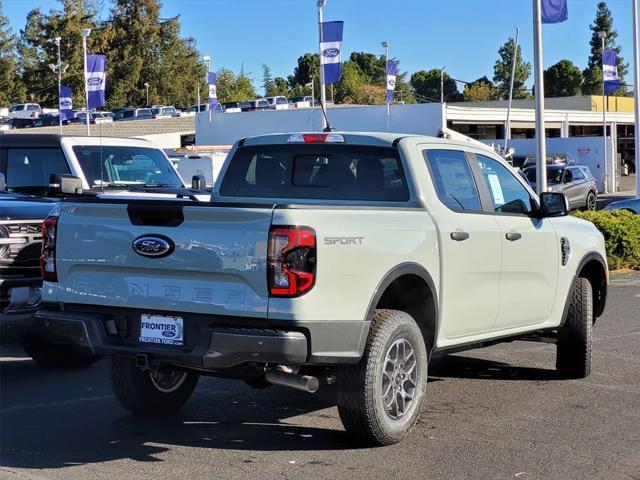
left=571, top=168, right=585, bottom=180
left=424, top=150, right=482, bottom=212
left=220, top=145, right=410, bottom=202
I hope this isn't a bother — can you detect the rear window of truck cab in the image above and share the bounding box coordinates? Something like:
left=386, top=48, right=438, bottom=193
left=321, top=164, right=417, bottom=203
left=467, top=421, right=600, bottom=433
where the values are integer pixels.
left=219, top=144, right=410, bottom=202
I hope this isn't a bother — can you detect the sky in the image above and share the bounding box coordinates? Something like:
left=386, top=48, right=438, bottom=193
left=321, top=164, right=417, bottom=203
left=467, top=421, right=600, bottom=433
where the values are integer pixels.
left=2, top=0, right=638, bottom=91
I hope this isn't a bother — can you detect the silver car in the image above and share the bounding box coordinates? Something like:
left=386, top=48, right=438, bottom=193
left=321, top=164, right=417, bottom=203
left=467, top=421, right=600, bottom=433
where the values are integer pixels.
left=604, top=197, right=640, bottom=214
left=524, top=165, right=598, bottom=210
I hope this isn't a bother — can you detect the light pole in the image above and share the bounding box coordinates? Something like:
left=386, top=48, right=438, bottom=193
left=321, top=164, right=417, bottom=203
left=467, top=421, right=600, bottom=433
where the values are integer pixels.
left=306, top=78, right=315, bottom=109
left=144, top=82, right=149, bottom=107
left=440, top=65, right=447, bottom=103
left=533, top=0, right=547, bottom=194
left=317, top=0, right=327, bottom=130
left=599, top=30, right=609, bottom=193
left=382, top=41, right=389, bottom=116
left=52, top=37, right=62, bottom=134
left=203, top=55, right=212, bottom=121
left=202, top=55, right=211, bottom=113
left=633, top=0, right=640, bottom=199
left=82, top=28, right=91, bottom=136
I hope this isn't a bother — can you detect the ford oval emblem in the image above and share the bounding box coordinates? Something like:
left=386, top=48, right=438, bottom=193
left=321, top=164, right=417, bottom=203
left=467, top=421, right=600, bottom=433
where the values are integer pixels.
left=162, top=330, right=176, bottom=338
left=132, top=235, right=174, bottom=258
left=323, top=48, right=340, bottom=58
left=87, top=77, right=103, bottom=86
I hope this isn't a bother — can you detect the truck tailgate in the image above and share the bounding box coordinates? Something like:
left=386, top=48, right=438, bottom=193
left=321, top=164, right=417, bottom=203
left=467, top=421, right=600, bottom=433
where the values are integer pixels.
left=50, top=202, right=272, bottom=318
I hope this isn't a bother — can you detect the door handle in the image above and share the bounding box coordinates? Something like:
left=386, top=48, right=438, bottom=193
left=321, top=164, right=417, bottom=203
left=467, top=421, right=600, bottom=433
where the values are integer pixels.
left=505, top=231, right=522, bottom=241
left=450, top=231, right=470, bottom=241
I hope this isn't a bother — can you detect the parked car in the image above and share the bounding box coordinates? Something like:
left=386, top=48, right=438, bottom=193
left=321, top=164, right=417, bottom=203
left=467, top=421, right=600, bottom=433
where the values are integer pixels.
left=151, top=106, right=180, bottom=118
left=523, top=165, right=597, bottom=210
left=266, top=96, right=289, bottom=110
left=35, top=131, right=608, bottom=446
left=113, top=108, right=153, bottom=121
left=288, top=95, right=313, bottom=108
left=221, top=101, right=248, bottom=113
left=70, top=111, right=113, bottom=124
left=31, top=113, right=61, bottom=127
left=0, top=134, right=210, bottom=367
left=244, top=99, right=270, bottom=111
left=604, top=197, right=640, bottom=214
left=521, top=152, right=577, bottom=169
left=8, top=103, right=42, bottom=120
left=182, top=104, right=209, bottom=116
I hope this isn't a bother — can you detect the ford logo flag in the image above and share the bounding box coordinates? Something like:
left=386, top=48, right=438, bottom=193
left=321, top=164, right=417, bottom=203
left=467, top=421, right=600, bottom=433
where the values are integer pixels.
left=132, top=235, right=175, bottom=258
left=320, top=21, right=344, bottom=85
left=86, top=54, right=106, bottom=109
left=386, top=60, right=398, bottom=104
left=323, top=48, right=340, bottom=58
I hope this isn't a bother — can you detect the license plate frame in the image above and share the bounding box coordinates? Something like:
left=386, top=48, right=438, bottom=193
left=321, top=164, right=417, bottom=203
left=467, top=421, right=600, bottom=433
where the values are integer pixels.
left=139, top=314, right=184, bottom=346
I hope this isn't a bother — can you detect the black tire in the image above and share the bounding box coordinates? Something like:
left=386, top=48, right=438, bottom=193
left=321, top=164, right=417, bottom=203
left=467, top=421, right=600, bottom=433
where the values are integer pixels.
left=19, top=335, right=102, bottom=368
left=110, top=356, right=199, bottom=415
left=585, top=191, right=597, bottom=211
left=556, top=277, right=593, bottom=379
left=336, top=309, right=428, bottom=446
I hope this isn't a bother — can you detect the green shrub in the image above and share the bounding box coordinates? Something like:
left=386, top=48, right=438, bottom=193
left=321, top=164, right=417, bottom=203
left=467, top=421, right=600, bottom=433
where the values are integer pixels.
left=573, top=210, right=640, bottom=270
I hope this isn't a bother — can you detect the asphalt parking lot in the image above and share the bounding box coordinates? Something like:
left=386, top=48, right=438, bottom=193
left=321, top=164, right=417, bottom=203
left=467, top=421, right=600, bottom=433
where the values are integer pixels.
left=1, top=272, right=639, bottom=480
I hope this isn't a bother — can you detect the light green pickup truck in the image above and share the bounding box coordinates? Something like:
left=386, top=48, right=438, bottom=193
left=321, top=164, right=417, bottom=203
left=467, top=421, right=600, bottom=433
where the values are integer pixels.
left=35, top=132, right=608, bottom=445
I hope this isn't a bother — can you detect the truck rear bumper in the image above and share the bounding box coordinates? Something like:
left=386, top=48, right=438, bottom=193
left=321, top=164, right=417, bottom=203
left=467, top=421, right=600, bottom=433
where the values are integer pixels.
left=34, top=305, right=368, bottom=367
left=0, top=279, right=42, bottom=340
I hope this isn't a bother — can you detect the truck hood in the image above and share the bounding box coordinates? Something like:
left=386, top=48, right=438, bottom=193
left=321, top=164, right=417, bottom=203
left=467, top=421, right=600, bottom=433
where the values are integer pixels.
left=0, top=195, right=57, bottom=221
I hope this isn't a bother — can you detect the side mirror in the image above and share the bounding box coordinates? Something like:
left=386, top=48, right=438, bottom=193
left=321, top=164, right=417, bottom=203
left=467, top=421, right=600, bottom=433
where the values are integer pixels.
left=0, top=173, right=5, bottom=191
left=191, top=174, right=206, bottom=190
left=540, top=192, right=569, bottom=217
left=48, top=173, right=83, bottom=196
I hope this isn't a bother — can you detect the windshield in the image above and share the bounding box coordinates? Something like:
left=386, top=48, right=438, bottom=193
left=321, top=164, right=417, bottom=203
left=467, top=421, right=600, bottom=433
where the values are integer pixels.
left=72, top=145, right=182, bottom=188
left=524, top=167, right=564, bottom=184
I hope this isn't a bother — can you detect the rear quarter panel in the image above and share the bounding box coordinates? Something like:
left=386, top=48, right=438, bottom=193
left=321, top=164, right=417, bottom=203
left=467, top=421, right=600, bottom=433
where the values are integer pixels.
left=268, top=207, right=440, bottom=323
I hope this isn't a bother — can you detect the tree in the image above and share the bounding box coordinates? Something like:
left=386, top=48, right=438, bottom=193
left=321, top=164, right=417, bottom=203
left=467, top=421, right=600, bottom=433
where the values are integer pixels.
left=544, top=60, right=583, bottom=97
left=410, top=69, right=459, bottom=102
left=288, top=53, right=319, bottom=97
left=493, top=37, right=531, bottom=99
left=267, top=77, right=289, bottom=97
left=463, top=76, right=497, bottom=102
left=0, top=2, right=25, bottom=104
left=18, top=1, right=100, bottom=107
left=261, top=64, right=273, bottom=97
left=216, top=67, right=256, bottom=103
left=334, top=60, right=367, bottom=104
left=582, top=1, right=627, bottom=95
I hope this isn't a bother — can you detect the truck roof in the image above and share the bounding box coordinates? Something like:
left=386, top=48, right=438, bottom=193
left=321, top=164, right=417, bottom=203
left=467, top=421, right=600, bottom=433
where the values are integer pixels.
left=239, top=131, right=494, bottom=152
left=0, top=134, right=156, bottom=149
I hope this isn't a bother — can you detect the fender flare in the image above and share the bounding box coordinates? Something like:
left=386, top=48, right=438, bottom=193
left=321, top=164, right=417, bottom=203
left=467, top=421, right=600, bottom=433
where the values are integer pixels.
left=560, top=251, right=608, bottom=326
left=364, top=262, right=439, bottom=344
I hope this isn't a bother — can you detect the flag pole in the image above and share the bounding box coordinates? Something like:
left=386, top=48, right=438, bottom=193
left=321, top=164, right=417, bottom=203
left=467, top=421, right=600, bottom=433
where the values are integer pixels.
left=600, top=32, right=609, bottom=193
left=504, top=27, right=520, bottom=153
left=533, top=0, right=547, bottom=194
left=633, top=0, right=640, bottom=199
left=82, top=28, right=91, bottom=136
left=317, top=0, right=327, bottom=130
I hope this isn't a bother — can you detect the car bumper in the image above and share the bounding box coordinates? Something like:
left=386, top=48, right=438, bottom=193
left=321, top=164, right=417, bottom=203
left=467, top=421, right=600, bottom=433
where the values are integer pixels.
left=34, top=305, right=369, bottom=368
left=0, top=278, right=42, bottom=339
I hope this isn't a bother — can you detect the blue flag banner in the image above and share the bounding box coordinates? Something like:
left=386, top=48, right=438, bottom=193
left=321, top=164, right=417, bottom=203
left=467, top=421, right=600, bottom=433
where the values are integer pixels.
left=86, top=54, right=106, bottom=109
left=320, top=21, right=344, bottom=85
left=386, top=60, right=398, bottom=104
left=541, top=0, right=568, bottom=23
left=208, top=72, right=218, bottom=108
left=602, top=49, right=621, bottom=95
left=59, top=85, right=73, bottom=121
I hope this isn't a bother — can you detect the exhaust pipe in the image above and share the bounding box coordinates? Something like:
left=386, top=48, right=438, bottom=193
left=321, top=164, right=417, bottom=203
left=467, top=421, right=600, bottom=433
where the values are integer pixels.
left=264, top=369, right=319, bottom=393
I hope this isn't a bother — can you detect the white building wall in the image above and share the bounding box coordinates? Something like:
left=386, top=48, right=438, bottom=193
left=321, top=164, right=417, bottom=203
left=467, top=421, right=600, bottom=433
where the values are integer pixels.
left=196, top=103, right=445, bottom=146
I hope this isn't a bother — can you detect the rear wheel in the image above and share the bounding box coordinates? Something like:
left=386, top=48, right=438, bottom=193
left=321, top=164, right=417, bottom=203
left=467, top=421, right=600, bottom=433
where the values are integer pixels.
left=110, top=356, right=199, bottom=415
left=557, top=277, right=593, bottom=379
left=20, top=335, right=102, bottom=368
left=337, top=309, right=428, bottom=446
left=585, top=191, right=597, bottom=211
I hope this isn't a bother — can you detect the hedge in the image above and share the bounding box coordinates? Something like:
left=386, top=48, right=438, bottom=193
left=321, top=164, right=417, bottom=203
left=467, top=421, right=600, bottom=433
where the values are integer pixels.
left=573, top=210, right=640, bottom=270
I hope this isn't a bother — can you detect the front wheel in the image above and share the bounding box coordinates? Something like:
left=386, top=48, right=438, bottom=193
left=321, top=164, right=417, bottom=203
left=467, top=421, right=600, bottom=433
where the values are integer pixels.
left=110, top=356, right=199, bottom=415
left=20, top=335, right=102, bottom=368
left=556, top=277, right=593, bottom=379
left=337, top=309, right=428, bottom=446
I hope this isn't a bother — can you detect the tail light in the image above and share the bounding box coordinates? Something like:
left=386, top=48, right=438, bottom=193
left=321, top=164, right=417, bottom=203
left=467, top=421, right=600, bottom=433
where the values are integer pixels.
left=268, top=226, right=316, bottom=297
left=40, top=215, right=58, bottom=282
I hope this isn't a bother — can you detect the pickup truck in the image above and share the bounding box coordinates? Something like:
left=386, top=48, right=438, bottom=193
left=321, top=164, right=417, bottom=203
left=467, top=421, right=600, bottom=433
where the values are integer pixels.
left=1, top=134, right=207, bottom=367
left=35, top=132, right=608, bottom=445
